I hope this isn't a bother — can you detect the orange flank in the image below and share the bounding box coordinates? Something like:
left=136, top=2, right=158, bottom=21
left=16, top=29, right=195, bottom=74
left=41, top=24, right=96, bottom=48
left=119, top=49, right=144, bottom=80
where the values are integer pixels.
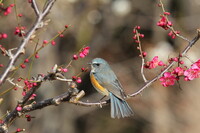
left=90, top=74, right=109, bottom=96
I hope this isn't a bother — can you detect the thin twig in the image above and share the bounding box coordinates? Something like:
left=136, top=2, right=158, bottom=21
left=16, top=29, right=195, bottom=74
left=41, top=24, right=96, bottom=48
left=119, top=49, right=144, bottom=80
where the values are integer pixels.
left=135, top=29, right=148, bottom=82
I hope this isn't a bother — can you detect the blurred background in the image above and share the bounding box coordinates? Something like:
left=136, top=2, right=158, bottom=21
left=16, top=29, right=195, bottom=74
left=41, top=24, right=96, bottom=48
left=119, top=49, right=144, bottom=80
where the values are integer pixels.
left=1, top=0, right=200, bottom=133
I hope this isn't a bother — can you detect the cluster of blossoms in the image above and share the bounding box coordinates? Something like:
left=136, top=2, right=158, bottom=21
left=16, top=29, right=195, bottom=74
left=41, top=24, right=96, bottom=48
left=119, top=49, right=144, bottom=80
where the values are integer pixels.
left=144, top=56, right=165, bottom=69
left=157, top=12, right=172, bottom=30
left=132, top=23, right=200, bottom=87
left=132, top=26, right=144, bottom=44
left=157, top=11, right=180, bottom=39
left=168, top=30, right=180, bottom=39
left=0, top=4, right=14, bottom=16
left=145, top=56, right=200, bottom=87
left=72, top=76, right=82, bottom=83
left=73, top=46, right=90, bottom=60
left=16, top=78, right=37, bottom=100
left=25, top=114, right=33, bottom=122
left=14, top=26, right=26, bottom=37
left=144, top=56, right=200, bottom=87
left=184, top=59, right=200, bottom=81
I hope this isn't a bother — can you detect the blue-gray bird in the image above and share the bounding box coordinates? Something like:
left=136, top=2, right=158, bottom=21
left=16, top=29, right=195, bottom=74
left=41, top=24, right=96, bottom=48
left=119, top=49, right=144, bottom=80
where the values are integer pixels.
left=90, top=58, right=133, bottom=118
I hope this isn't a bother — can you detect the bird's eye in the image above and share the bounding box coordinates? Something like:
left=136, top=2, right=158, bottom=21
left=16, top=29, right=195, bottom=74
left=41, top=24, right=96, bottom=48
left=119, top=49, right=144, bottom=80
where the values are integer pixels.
left=95, top=63, right=100, bottom=67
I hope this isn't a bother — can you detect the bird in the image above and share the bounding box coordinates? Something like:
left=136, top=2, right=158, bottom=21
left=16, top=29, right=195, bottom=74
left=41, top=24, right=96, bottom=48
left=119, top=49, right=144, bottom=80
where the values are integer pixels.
left=90, top=58, right=133, bottom=118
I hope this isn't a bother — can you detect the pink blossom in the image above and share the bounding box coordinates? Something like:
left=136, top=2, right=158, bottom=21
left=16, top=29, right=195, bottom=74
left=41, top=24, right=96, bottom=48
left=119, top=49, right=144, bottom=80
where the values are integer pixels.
left=184, top=68, right=199, bottom=81
left=51, top=40, right=56, bottom=46
left=76, top=77, right=82, bottom=83
left=79, top=52, right=86, bottom=58
left=173, top=67, right=185, bottom=76
left=22, top=91, right=26, bottom=96
left=160, top=72, right=177, bottom=87
left=73, top=54, right=78, bottom=60
left=157, top=15, right=172, bottom=30
left=158, top=61, right=165, bottom=66
left=29, top=94, right=37, bottom=100
left=16, top=106, right=22, bottom=111
left=79, top=46, right=90, bottom=58
left=191, top=59, right=200, bottom=69
left=184, top=59, right=200, bottom=81
left=61, top=68, right=68, bottom=73
left=145, top=56, right=162, bottom=69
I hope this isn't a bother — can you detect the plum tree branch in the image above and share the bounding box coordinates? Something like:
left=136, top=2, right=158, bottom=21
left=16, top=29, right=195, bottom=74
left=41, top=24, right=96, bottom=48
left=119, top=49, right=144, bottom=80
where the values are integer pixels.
left=0, top=0, right=56, bottom=86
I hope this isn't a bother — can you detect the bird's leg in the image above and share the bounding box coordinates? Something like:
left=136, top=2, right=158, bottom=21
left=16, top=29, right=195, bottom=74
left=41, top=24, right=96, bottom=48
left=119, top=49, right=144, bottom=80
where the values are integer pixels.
left=99, top=95, right=106, bottom=108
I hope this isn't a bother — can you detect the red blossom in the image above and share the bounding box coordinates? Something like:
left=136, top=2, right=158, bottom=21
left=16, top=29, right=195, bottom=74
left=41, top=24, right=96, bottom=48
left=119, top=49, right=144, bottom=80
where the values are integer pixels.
left=160, top=72, right=177, bottom=87
left=14, top=26, right=26, bottom=37
left=24, top=58, right=29, bottom=63
left=43, top=40, right=48, bottom=44
left=168, top=30, right=180, bottom=39
left=164, top=12, right=170, bottom=15
left=79, top=46, right=90, bottom=58
left=172, top=67, right=185, bottom=76
left=35, top=53, right=39, bottom=59
left=142, top=52, right=147, bottom=57
left=145, top=56, right=164, bottom=69
left=16, top=106, right=22, bottom=111
left=25, top=115, right=32, bottom=121
left=157, top=15, right=172, bottom=30
left=13, top=87, right=18, bottom=91
left=61, top=68, right=68, bottom=73
left=29, top=93, right=37, bottom=100
left=20, top=64, right=26, bottom=69
left=4, top=6, right=12, bottom=16
left=184, top=68, right=199, bottom=81
left=2, top=33, right=7, bottom=39
left=73, top=54, right=78, bottom=60
left=17, top=78, right=22, bottom=82
left=65, top=25, right=69, bottom=28
left=72, top=76, right=77, bottom=81
left=184, top=59, right=200, bottom=81
left=76, top=77, right=82, bottom=83
left=18, top=13, right=23, bottom=17
left=51, top=40, right=56, bottom=46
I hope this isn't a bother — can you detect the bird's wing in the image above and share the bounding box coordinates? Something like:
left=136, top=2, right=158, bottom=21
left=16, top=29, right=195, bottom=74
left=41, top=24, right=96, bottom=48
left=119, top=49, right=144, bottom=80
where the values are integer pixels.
left=94, top=70, right=126, bottom=100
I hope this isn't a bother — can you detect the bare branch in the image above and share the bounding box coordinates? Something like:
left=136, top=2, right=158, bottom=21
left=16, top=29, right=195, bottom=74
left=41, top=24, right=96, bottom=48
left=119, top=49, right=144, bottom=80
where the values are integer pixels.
left=22, top=91, right=109, bottom=113
left=42, top=0, right=56, bottom=18
left=31, top=0, right=40, bottom=16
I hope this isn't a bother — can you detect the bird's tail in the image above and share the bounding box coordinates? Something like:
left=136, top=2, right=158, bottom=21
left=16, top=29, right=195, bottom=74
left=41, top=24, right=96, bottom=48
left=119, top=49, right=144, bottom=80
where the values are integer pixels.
left=110, top=93, right=134, bottom=119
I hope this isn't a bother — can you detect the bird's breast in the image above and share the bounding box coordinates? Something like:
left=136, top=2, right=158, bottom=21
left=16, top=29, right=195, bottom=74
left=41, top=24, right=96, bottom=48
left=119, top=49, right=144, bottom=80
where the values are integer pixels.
left=90, top=73, right=109, bottom=96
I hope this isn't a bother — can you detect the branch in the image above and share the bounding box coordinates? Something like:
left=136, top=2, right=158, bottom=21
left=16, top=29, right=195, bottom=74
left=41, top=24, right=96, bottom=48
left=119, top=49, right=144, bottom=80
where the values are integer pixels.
left=0, top=70, right=62, bottom=133
left=31, top=0, right=40, bottom=16
left=0, top=0, right=57, bottom=86
left=129, top=29, right=200, bottom=97
left=22, top=90, right=109, bottom=113
left=22, top=92, right=71, bottom=113
left=6, top=30, right=200, bottom=115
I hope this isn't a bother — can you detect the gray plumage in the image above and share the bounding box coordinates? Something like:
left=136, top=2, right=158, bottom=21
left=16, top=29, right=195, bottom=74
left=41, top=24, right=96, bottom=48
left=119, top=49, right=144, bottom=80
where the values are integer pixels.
left=90, top=58, right=134, bottom=118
